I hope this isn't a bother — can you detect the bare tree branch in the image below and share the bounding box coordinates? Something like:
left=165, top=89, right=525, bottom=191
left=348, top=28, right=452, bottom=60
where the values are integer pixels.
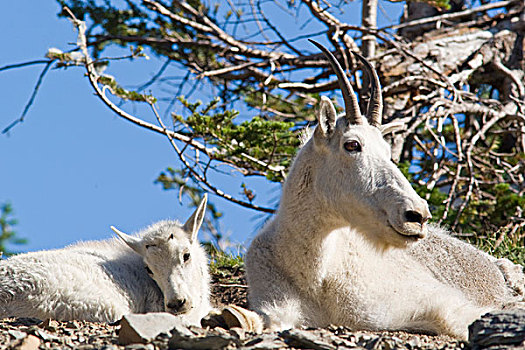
left=2, top=61, right=53, bottom=134
left=383, top=0, right=520, bottom=31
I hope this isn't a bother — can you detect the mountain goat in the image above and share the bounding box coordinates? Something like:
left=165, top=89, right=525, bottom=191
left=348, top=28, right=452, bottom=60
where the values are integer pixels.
left=245, top=41, right=525, bottom=339
left=0, top=196, right=211, bottom=325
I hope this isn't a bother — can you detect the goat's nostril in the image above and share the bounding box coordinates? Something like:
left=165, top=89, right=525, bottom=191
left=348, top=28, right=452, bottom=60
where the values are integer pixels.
left=405, top=210, right=425, bottom=225
left=167, top=298, right=186, bottom=311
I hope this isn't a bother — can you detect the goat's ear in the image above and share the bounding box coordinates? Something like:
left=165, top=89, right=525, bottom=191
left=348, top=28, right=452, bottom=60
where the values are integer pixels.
left=183, top=194, right=207, bottom=243
left=111, top=226, right=144, bottom=254
left=314, top=96, right=337, bottom=140
left=379, top=121, right=405, bottom=136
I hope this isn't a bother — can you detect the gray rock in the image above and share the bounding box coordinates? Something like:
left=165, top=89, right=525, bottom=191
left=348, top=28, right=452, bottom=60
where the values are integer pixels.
left=169, top=325, right=240, bottom=349
left=8, top=334, right=41, bottom=350
left=469, top=309, right=525, bottom=349
left=280, top=329, right=336, bottom=350
left=242, top=333, right=288, bottom=349
left=65, top=320, right=81, bottom=329
left=119, top=313, right=188, bottom=345
left=100, top=346, right=120, bottom=350
left=124, top=344, right=155, bottom=350
left=32, top=328, right=60, bottom=342
left=40, top=318, right=59, bottom=332
left=12, top=318, right=42, bottom=327
left=8, top=330, right=27, bottom=340
left=169, top=333, right=238, bottom=349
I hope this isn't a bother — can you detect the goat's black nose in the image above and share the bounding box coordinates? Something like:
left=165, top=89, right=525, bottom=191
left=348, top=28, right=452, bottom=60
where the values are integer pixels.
left=404, top=210, right=427, bottom=225
left=167, top=298, right=186, bottom=312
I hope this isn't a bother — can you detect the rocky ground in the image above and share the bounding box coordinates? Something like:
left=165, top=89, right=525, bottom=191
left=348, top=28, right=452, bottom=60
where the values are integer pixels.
left=1, top=264, right=524, bottom=349
left=0, top=316, right=467, bottom=350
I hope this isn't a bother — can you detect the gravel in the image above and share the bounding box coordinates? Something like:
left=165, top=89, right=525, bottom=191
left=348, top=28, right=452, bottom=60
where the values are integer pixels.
left=0, top=316, right=466, bottom=350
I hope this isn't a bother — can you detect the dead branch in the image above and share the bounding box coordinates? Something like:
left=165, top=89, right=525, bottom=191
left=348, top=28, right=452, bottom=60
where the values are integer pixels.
left=384, top=0, right=520, bottom=31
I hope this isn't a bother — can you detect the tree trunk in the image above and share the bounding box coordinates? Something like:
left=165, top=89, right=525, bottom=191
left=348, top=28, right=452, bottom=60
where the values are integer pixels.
left=361, top=0, right=377, bottom=58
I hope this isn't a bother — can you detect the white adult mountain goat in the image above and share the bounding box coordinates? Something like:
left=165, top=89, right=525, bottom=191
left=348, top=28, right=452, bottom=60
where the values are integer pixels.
left=0, top=196, right=211, bottom=324
left=245, top=40, right=525, bottom=339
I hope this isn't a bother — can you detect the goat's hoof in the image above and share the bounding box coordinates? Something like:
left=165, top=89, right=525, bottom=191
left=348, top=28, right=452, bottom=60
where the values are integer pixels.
left=222, top=305, right=263, bottom=333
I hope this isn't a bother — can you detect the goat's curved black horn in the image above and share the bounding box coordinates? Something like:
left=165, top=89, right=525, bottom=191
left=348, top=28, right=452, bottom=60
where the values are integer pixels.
left=309, top=39, right=364, bottom=125
left=351, top=51, right=383, bottom=127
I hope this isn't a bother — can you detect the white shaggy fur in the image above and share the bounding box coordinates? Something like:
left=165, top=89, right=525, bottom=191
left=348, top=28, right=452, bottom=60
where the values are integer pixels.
left=246, top=97, right=525, bottom=339
left=0, top=196, right=211, bottom=325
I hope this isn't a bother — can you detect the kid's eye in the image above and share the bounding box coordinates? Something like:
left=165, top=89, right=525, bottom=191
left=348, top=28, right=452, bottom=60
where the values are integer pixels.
left=183, top=252, right=191, bottom=263
left=344, top=140, right=362, bottom=153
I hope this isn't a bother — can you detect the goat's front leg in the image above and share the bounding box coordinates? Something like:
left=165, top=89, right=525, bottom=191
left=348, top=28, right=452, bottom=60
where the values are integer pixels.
left=255, top=297, right=306, bottom=331
left=403, top=290, right=491, bottom=340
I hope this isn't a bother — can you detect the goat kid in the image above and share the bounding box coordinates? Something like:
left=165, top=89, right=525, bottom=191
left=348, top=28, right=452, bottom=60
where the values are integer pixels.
left=0, top=196, right=211, bottom=325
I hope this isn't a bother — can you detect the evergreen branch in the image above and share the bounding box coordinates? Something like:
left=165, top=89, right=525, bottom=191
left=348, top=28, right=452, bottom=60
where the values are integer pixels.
left=150, top=102, right=276, bottom=213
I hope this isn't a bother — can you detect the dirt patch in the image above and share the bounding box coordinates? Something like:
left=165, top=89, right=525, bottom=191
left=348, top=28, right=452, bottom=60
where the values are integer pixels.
left=210, top=264, right=248, bottom=309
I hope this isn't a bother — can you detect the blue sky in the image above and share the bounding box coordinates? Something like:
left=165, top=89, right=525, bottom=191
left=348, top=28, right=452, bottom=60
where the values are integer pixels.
left=1, top=0, right=402, bottom=253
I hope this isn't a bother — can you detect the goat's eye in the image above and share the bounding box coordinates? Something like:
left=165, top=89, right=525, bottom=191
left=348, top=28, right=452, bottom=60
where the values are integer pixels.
left=183, top=252, right=191, bottom=263
left=145, top=244, right=156, bottom=249
left=145, top=266, right=153, bottom=275
left=168, top=234, right=174, bottom=240
left=344, top=140, right=362, bottom=153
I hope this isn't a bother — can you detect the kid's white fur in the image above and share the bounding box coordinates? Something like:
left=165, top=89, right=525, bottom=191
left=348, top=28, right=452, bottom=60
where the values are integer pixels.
left=0, top=196, right=211, bottom=325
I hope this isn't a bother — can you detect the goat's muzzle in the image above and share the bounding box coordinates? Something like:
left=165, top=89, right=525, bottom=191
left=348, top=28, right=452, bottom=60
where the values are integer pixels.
left=388, top=204, right=431, bottom=242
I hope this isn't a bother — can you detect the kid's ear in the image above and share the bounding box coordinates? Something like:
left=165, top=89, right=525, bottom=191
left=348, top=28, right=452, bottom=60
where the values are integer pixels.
left=314, top=96, right=337, bottom=140
left=111, top=226, right=144, bottom=255
left=183, top=194, right=208, bottom=243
